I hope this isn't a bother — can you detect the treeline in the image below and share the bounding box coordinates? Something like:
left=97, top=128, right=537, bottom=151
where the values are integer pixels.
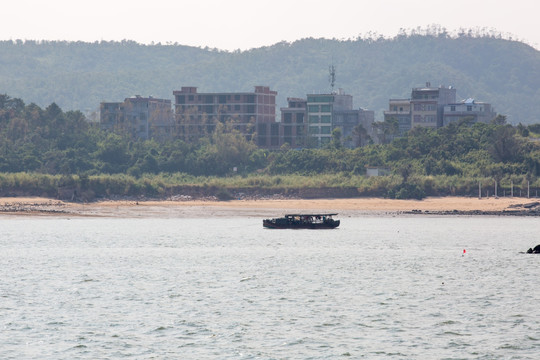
left=1, top=95, right=540, bottom=200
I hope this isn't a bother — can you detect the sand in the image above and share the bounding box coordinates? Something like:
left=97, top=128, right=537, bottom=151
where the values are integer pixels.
left=0, top=196, right=537, bottom=218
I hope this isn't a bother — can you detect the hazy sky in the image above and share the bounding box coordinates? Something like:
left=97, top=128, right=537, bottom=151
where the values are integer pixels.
left=2, top=0, right=538, bottom=50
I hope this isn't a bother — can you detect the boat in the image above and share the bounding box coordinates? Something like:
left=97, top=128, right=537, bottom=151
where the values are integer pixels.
left=263, top=213, right=340, bottom=229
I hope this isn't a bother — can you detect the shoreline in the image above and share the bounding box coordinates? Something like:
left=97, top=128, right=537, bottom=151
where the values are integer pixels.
left=1, top=196, right=539, bottom=218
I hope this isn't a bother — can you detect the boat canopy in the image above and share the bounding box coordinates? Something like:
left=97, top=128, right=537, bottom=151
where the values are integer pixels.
left=284, top=213, right=337, bottom=217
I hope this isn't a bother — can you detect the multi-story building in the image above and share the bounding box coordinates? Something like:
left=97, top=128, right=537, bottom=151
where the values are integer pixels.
left=279, top=90, right=374, bottom=148
left=173, top=86, right=277, bottom=147
left=99, top=86, right=375, bottom=149
left=279, top=98, right=307, bottom=148
left=442, top=98, right=496, bottom=126
left=383, top=99, right=412, bottom=136
left=306, top=92, right=349, bottom=147
left=333, top=108, right=375, bottom=148
left=383, top=83, right=496, bottom=136
left=410, top=83, right=456, bottom=129
left=100, top=96, right=173, bottom=140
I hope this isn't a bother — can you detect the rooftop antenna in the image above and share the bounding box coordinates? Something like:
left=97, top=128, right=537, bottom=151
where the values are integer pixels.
left=329, top=64, right=336, bottom=94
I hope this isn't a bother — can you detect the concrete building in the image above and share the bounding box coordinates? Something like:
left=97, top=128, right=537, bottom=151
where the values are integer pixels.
left=442, top=98, right=496, bottom=126
left=304, top=90, right=373, bottom=148
left=279, top=98, right=307, bottom=148
left=280, top=90, right=374, bottom=148
left=173, top=86, right=277, bottom=147
left=100, top=96, right=173, bottom=140
left=333, top=108, right=375, bottom=148
left=306, top=91, right=351, bottom=147
left=383, top=99, right=412, bottom=136
left=410, top=83, right=456, bottom=129
left=383, top=83, right=497, bottom=135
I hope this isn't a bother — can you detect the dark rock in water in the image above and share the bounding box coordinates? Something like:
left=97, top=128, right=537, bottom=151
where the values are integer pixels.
left=526, top=244, right=540, bottom=253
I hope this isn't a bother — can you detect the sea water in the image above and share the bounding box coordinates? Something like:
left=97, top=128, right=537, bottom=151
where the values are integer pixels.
left=0, top=215, right=539, bottom=359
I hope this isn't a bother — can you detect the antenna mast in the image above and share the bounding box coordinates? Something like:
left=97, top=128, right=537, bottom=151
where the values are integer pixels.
left=329, top=64, right=336, bottom=94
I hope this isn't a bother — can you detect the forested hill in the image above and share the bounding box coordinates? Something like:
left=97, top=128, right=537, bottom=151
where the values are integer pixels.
left=1, top=33, right=539, bottom=123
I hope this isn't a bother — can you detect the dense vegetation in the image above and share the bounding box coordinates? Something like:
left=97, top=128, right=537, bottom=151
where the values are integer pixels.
left=1, top=27, right=539, bottom=124
left=1, top=94, right=540, bottom=201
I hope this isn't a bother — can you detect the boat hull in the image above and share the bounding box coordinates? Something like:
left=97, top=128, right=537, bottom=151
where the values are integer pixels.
left=263, top=219, right=340, bottom=229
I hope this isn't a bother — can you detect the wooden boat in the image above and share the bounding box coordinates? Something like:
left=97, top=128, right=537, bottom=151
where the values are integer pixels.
left=263, top=213, right=340, bottom=229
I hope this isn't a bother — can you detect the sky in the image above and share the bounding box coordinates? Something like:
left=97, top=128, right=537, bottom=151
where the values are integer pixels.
left=2, top=0, right=539, bottom=51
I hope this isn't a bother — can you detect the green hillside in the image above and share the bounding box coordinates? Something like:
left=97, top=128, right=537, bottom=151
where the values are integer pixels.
left=1, top=32, right=539, bottom=123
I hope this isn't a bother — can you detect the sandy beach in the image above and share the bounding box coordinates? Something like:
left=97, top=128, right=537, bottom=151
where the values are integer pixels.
left=0, top=196, right=538, bottom=218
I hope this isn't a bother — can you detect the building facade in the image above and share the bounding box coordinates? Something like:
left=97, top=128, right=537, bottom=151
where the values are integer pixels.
left=279, top=98, right=307, bottom=148
left=383, top=99, right=411, bottom=136
left=100, top=96, right=173, bottom=140
left=98, top=86, right=374, bottom=149
left=442, top=98, right=496, bottom=126
left=383, top=83, right=496, bottom=136
left=410, top=83, right=456, bottom=129
left=304, top=90, right=373, bottom=148
left=173, top=86, right=277, bottom=147
left=333, top=108, right=375, bottom=148
left=279, top=93, right=374, bottom=149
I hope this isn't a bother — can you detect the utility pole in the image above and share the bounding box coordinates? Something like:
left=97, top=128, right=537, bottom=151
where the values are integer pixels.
left=479, top=182, right=481, bottom=199
left=511, top=181, right=513, bottom=197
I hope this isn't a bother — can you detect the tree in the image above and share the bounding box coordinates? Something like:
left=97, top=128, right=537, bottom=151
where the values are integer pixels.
left=489, top=125, right=520, bottom=163
left=373, top=117, right=399, bottom=144
left=330, top=128, right=342, bottom=149
left=491, top=114, right=507, bottom=125
left=352, top=124, right=371, bottom=147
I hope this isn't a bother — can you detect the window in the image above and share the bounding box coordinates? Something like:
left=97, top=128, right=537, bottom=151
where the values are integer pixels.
left=309, top=115, right=319, bottom=123
left=320, top=126, right=331, bottom=134
left=308, top=96, right=333, bottom=103
left=204, top=95, right=213, bottom=104
left=218, top=95, right=227, bottom=104
left=176, top=95, right=185, bottom=104
left=271, top=124, right=279, bottom=136
left=234, top=104, right=240, bottom=111
left=467, top=106, right=472, bottom=111
left=321, top=105, right=331, bottom=112
left=321, top=115, right=331, bottom=123
left=284, top=113, right=292, bottom=123
left=247, top=105, right=255, bottom=113
left=309, top=126, right=319, bottom=134
left=308, top=105, right=319, bottom=112
left=247, top=95, right=256, bottom=103
left=296, top=113, right=304, bottom=123
left=451, top=106, right=455, bottom=111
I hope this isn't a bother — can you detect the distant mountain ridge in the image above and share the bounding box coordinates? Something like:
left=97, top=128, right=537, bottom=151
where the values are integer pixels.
left=1, top=34, right=539, bottom=124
